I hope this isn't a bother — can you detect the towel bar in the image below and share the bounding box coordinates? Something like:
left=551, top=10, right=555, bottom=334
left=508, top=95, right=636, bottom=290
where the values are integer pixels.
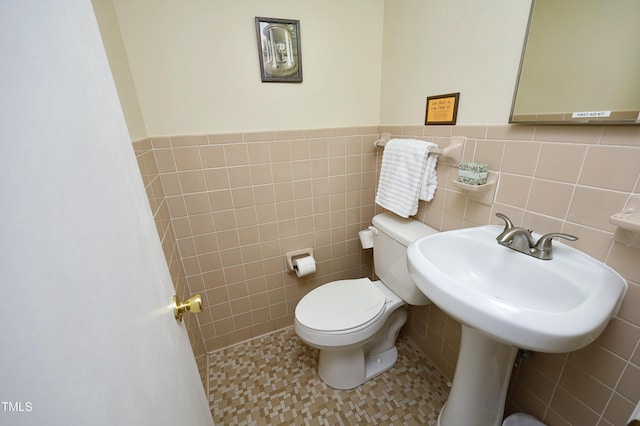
left=374, top=133, right=442, bottom=155
left=374, top=132, right=391, bottom=147
left=374, top=133, right=465, bottom=166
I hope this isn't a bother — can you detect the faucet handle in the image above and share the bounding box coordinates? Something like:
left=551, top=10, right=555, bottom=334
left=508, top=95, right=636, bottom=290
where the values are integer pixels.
left=495, top=213, right=514, bottom=232
left=534, top=232, right=578, bottom=252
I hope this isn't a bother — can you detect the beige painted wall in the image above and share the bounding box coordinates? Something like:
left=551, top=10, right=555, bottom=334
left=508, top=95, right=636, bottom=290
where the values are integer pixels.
left=92, top=0, right=147, bottom=140
left=110, top=0, right=384, bottom=136
left=103, top=0, right=531, bottom=135
left=380, top=0, right=531, bottom=125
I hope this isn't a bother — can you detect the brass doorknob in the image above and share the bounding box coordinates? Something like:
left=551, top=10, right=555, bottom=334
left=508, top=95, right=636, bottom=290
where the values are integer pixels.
left=172, top=294, right=203, bottom=322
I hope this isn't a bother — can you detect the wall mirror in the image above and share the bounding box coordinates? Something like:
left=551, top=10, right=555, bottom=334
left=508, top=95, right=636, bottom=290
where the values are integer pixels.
left=510, top=0, right=640, bottom=124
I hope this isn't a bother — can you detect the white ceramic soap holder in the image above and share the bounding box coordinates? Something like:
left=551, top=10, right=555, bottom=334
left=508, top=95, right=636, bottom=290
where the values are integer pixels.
left=451, top=171, right=499, bottom=206
left=610, top=195, right=640, bottom=233
left=610, top=195, right=640, bottom=248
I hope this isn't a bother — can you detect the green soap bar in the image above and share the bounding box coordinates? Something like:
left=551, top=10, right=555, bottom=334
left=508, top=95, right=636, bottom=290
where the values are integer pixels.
left=458, top=162, right=488, bottom=185
left=459, top=162, right=488, bottom=172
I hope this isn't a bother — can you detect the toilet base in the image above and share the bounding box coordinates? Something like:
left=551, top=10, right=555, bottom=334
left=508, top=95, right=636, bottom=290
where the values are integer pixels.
left=316, top=308, right=407, bottom=389
left=318, top=346, right=399, bottom=390
left=365, top=346, right=398, bottom=381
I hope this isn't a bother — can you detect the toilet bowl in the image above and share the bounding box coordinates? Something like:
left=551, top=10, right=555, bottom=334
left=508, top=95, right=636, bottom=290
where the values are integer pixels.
left=294, top=212, right=438, bottom=389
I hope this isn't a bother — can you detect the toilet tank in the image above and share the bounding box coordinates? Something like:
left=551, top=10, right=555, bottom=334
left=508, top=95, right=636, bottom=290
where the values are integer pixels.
left=371, top=212, right=438, bottom=305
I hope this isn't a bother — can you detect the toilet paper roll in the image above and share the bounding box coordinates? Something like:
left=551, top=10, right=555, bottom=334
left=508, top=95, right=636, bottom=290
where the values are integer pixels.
left=293, top=256, right=316, bottom=277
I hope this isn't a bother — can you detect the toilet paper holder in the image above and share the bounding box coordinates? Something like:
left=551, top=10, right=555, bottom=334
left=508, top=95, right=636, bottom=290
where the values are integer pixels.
left=285, top=248, right=315, bottom=273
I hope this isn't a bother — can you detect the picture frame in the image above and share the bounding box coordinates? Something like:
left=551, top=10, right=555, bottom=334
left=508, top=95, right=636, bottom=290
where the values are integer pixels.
left=255, top=17, right=303, bottom=83
left=425, top=92, right=460, bottom=125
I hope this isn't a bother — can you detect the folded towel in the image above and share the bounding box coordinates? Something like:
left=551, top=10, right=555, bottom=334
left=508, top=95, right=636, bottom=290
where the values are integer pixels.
left=420, top=152, right=438, bottom=202
left=375, top=138, right=439, bottom=218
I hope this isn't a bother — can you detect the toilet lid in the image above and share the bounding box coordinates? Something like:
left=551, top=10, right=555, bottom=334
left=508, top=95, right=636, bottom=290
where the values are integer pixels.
left=295, top=278, right=386, bottom=332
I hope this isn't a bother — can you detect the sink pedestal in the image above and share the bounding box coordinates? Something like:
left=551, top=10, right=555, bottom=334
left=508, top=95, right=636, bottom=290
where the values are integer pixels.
left=439, top=325, right=518, bottom=426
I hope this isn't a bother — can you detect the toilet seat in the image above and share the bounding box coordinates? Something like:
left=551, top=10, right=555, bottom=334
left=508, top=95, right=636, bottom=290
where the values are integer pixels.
left=295, top=278, right=386, bottom=333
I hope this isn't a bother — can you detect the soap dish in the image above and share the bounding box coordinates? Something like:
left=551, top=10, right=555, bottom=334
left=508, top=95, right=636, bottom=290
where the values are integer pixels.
left=451, top=171, right=498, bottom=206
left=452, top=180, right=490, bottom=192
left=610, top=195, right=640, bottom=233
left=610, top=212, right=640, bottom=233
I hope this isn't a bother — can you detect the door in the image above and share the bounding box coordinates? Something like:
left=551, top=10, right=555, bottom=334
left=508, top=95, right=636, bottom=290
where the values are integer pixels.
left=0, top=2, right=213, bottom=425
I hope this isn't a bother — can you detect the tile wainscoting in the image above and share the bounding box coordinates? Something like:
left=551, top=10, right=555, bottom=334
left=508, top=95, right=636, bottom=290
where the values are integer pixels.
left=135, top=124, right=640, bottom=425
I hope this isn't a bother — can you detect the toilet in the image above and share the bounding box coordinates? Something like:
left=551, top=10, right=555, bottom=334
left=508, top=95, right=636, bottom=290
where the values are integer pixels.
left=294, top=212, right=438, bottom=389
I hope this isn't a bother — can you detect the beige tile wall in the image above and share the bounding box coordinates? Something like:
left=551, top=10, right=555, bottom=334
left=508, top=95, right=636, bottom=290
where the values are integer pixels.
left=133, top=138, right=208, bottom=389
left=390, top=124, right=640, bottom=426
left=148, top=127, right=380, bottom=351
left=137, top=123, right=639, bottom=425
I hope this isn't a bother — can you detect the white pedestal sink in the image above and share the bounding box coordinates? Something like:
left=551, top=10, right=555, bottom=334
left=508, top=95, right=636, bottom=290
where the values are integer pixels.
left=440, top=326, right=517, bottom=425
left=407, top=225, right=627, bottom=426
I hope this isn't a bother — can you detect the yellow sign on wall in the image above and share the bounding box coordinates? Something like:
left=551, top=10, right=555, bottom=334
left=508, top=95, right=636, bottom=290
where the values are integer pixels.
left=425, top=92, right=460, bottom=125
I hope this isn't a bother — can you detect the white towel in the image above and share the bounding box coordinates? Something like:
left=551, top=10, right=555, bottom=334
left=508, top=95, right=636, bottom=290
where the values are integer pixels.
left=375, top=138, right=439, bottom=218
left=419, top=153, right=438, bottom=202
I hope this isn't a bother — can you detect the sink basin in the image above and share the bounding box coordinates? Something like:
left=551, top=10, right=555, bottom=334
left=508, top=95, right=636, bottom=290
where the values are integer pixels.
left=407, top=225, right=627, bottom=353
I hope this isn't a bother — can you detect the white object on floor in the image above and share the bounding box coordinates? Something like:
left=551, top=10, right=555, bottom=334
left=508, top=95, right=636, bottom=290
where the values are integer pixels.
left=503, top=413, right=545, bottom=426
left=629, top=399, right=640, bottom=426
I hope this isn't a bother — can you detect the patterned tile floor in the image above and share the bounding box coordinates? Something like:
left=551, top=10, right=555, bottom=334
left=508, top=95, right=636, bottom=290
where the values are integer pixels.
left=209, top=327, right=450, bottom=425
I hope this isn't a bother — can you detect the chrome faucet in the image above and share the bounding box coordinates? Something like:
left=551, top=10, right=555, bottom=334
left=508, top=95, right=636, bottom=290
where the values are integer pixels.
left=495, top=213, right=578, bottom=260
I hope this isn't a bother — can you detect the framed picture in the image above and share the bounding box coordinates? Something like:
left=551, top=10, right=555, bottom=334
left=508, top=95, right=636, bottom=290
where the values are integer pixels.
left=425, top=92, right=460, bottom=125
left=255, top=17, right=303, bottom=83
